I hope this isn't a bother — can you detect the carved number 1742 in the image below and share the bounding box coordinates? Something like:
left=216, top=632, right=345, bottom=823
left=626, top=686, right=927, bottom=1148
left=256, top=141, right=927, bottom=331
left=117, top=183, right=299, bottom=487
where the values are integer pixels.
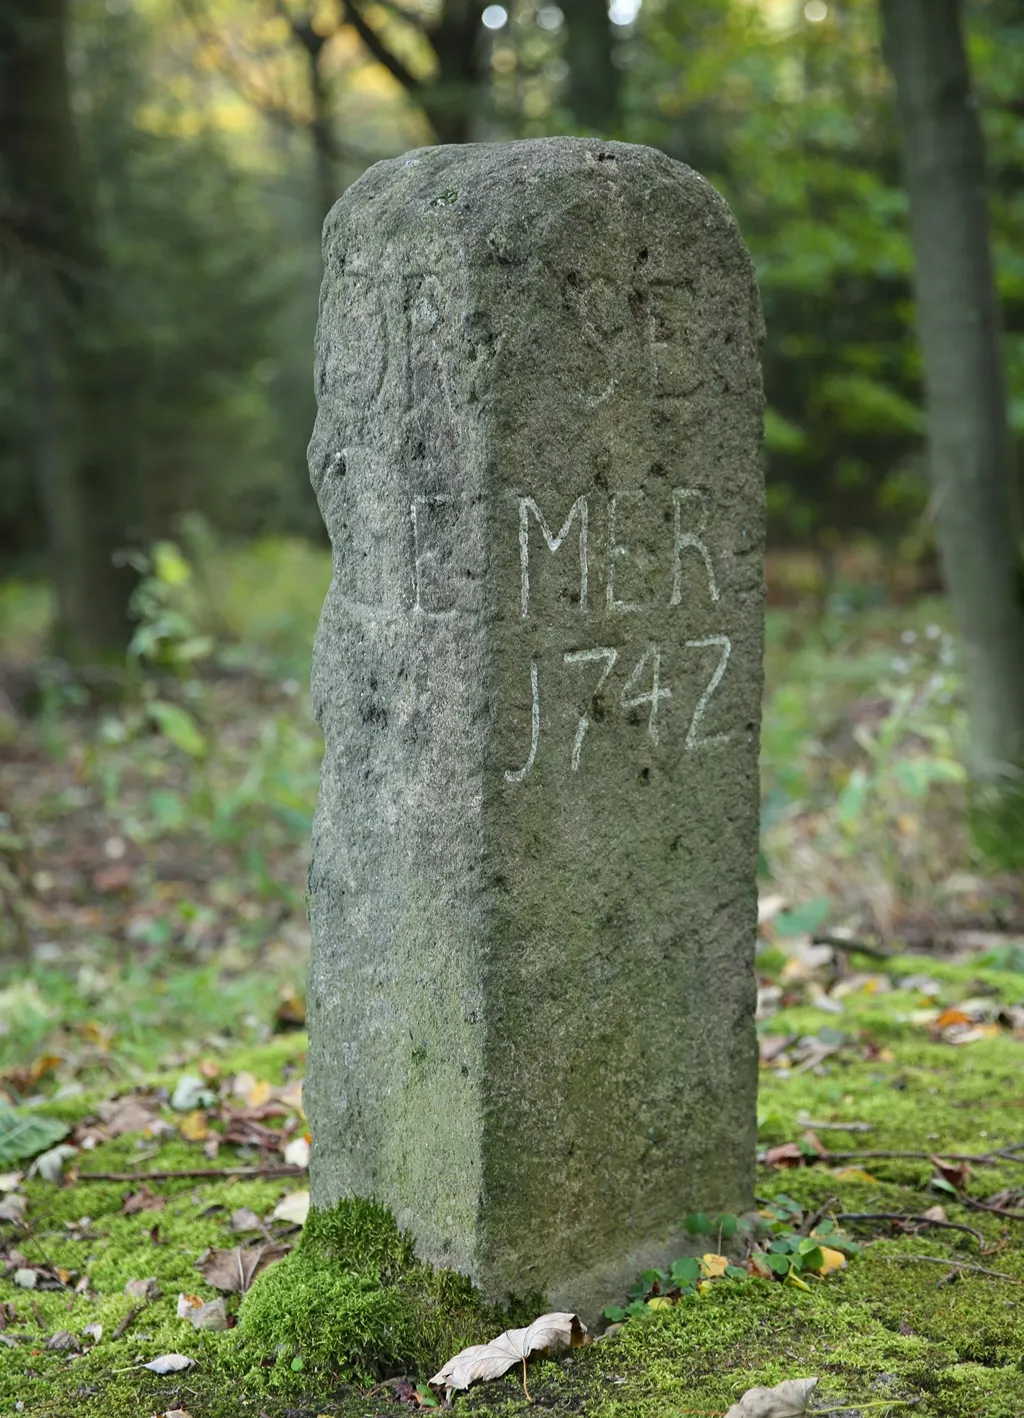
left=504, top=635, right=732, bottom=783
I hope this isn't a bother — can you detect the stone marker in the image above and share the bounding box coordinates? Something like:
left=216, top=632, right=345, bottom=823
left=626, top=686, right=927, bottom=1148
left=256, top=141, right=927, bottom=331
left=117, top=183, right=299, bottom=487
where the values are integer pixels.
left=305, top=137, right=765, bottom=1321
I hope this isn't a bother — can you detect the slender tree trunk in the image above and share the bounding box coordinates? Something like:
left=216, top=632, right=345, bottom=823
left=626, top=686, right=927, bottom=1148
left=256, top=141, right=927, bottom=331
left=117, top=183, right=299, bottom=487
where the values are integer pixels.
left=560, top=0, right=620, bottom=133
left=881, top=0, right=1024, bottom=777
left=424, top=0, right=482, bottom=144
left=0, top=0, right=140, bottom=665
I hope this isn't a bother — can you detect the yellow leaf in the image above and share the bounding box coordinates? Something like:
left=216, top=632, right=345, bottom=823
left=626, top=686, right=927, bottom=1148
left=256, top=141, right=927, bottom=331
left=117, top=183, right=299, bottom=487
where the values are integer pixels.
left=179, top=1110, right=209, bottom=1142
left=830, top=1166, right=878, bottom=1183
left=30, top=1054, right=62, bottom=1082
left=646, top=1296, right=674, bottom=1309
left=696, top=1280, right=713, bottom=1295
left=814, top=1247, right=847, bottom=1276
left=785, top=1270, right=811, bottom=1291
left=247, top=1080, right=273, bottom=1108
left=700, top=1254, right=729, bottom=1278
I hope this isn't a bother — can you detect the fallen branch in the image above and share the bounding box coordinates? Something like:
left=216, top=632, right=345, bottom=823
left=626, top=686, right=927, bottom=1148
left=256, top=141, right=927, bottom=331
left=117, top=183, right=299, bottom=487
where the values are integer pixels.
left=887, top=1256, right=1023, bottom=1283
left=77, top=1164, right=306, bottom=1183
left=837, top=1212, right=986, bottom=1249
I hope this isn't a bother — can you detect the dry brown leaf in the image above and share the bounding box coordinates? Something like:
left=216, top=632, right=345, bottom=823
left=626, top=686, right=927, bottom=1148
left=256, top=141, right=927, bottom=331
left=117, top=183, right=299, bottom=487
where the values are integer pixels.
left=124, top=1276, right=161, bottom=1301
left=429, top=1312, right=585, bottom=1397
left=229, top=1207, right=264, bottom=1233
left=97, top=1095, right=171, bottom=1139
left=723, top=1377, right=818, bottom=1418
left=188, top=1297, right=229, bottom=1332
left=195, top=1243, right=290, bottom=1294
left=122, top=1185, right=166, bottom=1216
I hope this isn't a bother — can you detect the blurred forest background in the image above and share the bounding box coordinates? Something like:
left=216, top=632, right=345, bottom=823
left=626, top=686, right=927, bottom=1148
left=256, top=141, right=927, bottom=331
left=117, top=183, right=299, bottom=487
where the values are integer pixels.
left=0, top=0, right=1022, bottom=1063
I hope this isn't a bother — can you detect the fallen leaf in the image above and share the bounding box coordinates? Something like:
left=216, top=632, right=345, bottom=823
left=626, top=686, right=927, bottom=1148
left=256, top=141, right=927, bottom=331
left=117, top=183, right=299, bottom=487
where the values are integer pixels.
left=98, top=1095, right=170, bottom=1139
left=143, top=1353, right=195, bottom=1374
left=159, top=1410, right=193, bottom=1418
left=429, top=1312, right=586, bottom=1397
left=700, top=1254, right=729, bottom=1278
left=277, top=1079, right=304, bottom=1113
left=195, top=1243, right=290, bottom=1294
left=922, top=1205, right=949, bottom=1223
left=763, top=1143, right=804, bottom=1168
left=0, top=1172, right=22, bottom=1192
left=283, top=1136, right=310, bottom=1169
left=812, top=1247, right=847, bottom=1276
left=931, top=1157, right=971, bottom=1192
left=188, top=1297, right=229, bottom=1332
left=933, top=1008, right=972, bottom=1029
left=32, top=1143, right=78, bottom=1183
left=0, top=1194, right=27, bottom=1224
left=271, top=1190, right=309, bottom=1225
left=45, top=1329, right=80, bottom=1351
left=724, top=1378, right=818, bottom=1418
left=123, top=1185, right=166, bottom=1216
left=247, top=1080, right=272, bottom=1109
left=830, top=1167, right=878, bottom=1184
left=275, top=986, right=306, bottom=1029
left=124, top=1276, right=161, bottom=1301
left=230, top=1071, right=257, bottom=1101
left=229, top=1207, right=264, bottom=1233
left=13, top=1269, right=36, bottom=1289
left=179, top=1110, right=209, bottom=1143
left=176, top=1293, right=203, bottom=1318
left=82, top=1323, right=102, bottom=1343
left=171, top=1076, right=214, bottom=1112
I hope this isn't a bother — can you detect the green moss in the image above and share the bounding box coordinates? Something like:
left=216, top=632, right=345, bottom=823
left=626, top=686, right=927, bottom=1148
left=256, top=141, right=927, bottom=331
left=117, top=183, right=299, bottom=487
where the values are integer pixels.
left=234, top=1198, right=519, bottom=1390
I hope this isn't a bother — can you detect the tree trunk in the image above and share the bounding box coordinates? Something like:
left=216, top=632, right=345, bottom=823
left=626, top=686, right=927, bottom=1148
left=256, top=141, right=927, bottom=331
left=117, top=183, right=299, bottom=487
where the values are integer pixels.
left=560, top=0, right=620, bottom=133
left=0, top=0, right=140, bottom=665
left=424, top=0, right=482, bottom=144
left=881, top=0, right=1024, bottom=777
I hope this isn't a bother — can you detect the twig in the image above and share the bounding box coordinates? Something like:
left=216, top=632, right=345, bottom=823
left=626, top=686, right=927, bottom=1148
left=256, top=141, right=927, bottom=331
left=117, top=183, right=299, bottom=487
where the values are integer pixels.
left=77, top=1164, right=305, bottom=1182
left=887, top=1256, right=1023, bottom=1283
left=960, top=1195, right=1024, bottom=1221
left=837, top=1212, right=986, bottom=1249
left=799, top=1195, right=840, bottom=1236
left=812, top=932, right=894, bottom=961
left=821, top=1149, right=1024, bottom=1165
left=112, top=1304, right=143, bottom=1340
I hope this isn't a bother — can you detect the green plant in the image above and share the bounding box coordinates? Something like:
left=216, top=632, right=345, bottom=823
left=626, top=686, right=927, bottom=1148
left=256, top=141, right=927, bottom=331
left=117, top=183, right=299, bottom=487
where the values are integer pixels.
left=604, top=1203, right=860, bottom=1323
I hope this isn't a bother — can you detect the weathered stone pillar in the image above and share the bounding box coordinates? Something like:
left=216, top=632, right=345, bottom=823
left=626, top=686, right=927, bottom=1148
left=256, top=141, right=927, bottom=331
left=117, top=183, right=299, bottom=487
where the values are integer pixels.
left=305, top=138, right=765, bottom=1321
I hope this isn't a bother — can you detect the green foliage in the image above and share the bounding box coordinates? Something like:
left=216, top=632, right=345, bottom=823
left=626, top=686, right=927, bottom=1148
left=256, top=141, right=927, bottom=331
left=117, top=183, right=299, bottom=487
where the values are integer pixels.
left=619, top=0, right=1024, bottom=553
left=604, top=1205, right=860, bottom=1323
left=0, top=1104, right=69, bottom=1167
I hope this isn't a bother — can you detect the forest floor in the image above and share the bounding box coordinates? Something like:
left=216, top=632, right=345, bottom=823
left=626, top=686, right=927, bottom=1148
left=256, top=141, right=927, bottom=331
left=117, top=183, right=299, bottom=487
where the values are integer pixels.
left=0, top=537, right=1022, bottom=1418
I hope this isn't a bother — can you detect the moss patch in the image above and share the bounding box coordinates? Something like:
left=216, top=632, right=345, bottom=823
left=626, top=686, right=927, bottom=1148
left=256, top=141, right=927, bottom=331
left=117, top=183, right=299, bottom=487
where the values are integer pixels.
left=233, top=1198, right=524, bottom=1389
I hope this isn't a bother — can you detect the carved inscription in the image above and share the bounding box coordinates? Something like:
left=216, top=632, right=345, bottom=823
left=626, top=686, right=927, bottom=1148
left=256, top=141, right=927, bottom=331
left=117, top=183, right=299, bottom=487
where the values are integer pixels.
left=505, top=486, right=734, bottom=780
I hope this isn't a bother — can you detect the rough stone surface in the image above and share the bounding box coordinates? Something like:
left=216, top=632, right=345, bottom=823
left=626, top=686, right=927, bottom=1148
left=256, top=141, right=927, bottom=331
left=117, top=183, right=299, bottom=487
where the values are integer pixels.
left=305, top=137, right=765, bottom=1323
